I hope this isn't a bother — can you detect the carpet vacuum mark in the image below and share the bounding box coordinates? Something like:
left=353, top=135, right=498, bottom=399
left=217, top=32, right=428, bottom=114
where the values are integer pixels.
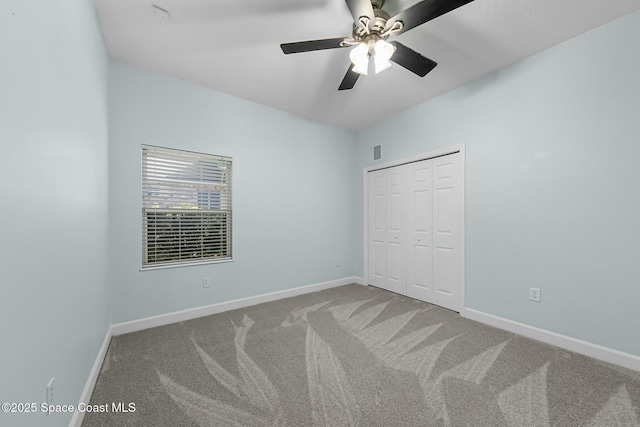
left=84, top=284, right=640, bottom=426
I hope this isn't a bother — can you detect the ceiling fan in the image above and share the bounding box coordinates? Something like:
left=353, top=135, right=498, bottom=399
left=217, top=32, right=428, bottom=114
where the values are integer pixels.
left=280, top=0, right=474, bottom=90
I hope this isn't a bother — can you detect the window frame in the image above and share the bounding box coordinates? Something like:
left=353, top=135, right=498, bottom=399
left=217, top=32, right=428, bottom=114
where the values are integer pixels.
left=140, top=145, right=233, bottom=270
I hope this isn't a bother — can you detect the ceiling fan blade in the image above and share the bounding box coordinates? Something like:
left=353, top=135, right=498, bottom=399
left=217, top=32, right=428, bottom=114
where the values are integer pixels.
left=385, top=0, right=474, bottom=35
left=389, top=41, right=437, bottom=77
left=281, top=38, right=350, bottom=54
left=344, top=0, right=376, bottom=28
left=338, top=65, right=360, bottom=91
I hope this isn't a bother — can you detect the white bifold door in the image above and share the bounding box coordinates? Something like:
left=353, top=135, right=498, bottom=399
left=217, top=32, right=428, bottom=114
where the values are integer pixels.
left=367, top=153, right=463, bottom=312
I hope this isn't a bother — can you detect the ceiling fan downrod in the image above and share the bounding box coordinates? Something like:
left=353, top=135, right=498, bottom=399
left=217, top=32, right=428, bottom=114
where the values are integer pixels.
left=371, top=0, right=385, bottom=10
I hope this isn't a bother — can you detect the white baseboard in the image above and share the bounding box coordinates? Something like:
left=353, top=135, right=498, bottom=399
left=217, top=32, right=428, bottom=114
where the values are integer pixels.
left=111, top=276, right=360, bottom=336
left=464, top=308, right=640, bottom=372
left=69, top=325, right=113, bottom=427
left=353, top=276, right=366, bottom=286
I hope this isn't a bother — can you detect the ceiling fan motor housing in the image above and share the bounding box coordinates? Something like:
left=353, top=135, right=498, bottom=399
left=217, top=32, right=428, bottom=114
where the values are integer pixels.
left=353, top=8, right=391, bottom=42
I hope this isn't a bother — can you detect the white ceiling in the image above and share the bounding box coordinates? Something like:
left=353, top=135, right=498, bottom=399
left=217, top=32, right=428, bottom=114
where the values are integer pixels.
left=95, top=0, right=640, bottom=131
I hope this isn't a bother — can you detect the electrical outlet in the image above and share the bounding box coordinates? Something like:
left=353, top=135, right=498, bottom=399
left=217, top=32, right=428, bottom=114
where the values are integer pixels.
left=336, top=259, right=341, bottom=267
left=202, top=277, right=210, bottom=288
left=529, top=287, right=541, bottom=302
left=46, top=378, right=55, bottom=406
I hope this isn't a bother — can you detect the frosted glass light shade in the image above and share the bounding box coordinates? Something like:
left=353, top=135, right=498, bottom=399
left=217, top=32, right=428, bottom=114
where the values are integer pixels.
left=350, top=42, right=370, bottom=75
left=374, top=39, right=395, bottom=74
left=374, top=56, right=392, bottom=74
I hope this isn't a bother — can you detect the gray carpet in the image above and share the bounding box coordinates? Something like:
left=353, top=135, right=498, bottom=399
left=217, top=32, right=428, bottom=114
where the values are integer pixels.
left=83, top=284, right=640, bottom=426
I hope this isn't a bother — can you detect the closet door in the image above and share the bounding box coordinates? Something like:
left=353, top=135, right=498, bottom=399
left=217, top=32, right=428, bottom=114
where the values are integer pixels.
left=406, top=160, right=433, bottom=302
left=432, top=154, right=463, bottom=312
left=368, top=170, right=387, bottom=289
left=367, top=151, right=463, bottom=312
left=367, top=166, right=407, bottom=295
left=385, top=166, right=406, bottom=295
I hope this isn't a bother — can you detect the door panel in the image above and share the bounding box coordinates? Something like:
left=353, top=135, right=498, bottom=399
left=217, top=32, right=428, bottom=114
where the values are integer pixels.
left=412, top=245, right=431, bottom=289
left=434, top=247, right=454, bottom=296
left=432, top=154, right=462, bottom=312
left=373, top=195, right=384, bottom=231
left=373, top=175, right=384, bottom=189
left=414, top=191, right=429, bottom=232
left=406, top=161, right=432, bottom=302
left=435, top=188, right=453, bottom=234
left=372, top=241, right=385, bottom=279
left=386, top=168, right=406, bottom=294
left=368, top=170, right=387, bottom=288
left=389, top=192, right=402, bottom=231
left=389, top=242, right=402, bottom=281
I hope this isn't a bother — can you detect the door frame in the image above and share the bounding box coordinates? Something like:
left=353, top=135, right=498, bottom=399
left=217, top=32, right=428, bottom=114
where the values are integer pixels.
left=362, top=144, right=466, bottom=315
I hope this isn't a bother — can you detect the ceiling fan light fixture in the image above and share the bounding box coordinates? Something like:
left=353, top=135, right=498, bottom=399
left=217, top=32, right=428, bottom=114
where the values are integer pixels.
left=374, top=56, right=392, bottom=74
left=373, top=39, right=395, bottom=74
left=349, top=42, right=370, bottom=75
left=352, top=58, right=369, bottom=75
left=281, top=0, right=462, bottom=90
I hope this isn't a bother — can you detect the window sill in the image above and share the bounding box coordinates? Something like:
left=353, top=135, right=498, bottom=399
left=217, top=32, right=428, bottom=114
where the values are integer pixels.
left=139, top=258, right=234, bottom=271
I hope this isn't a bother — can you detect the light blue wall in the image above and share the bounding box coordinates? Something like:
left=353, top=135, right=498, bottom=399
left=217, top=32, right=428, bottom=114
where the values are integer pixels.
left=354, top=11, right=640, bottom=356
left=108, top=62, right=356, bottom=323
left=2, top=5, right=639, bottom=421
left=0, top=1, right=110, bottom=426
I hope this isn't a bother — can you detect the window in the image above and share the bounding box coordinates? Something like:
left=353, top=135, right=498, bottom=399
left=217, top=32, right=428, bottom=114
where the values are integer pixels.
left=142, top=145, right=232, bottom=267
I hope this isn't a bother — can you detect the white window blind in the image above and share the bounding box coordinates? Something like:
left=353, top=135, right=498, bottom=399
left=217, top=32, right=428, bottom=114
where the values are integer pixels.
left=142, top=145, right=232, bottom=267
